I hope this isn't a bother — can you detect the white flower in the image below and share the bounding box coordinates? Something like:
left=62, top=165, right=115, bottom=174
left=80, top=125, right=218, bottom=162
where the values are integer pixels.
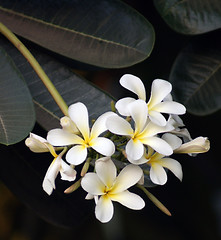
left=174, top=137, right=210, bottom=154
left=81, top=157, right=145, bottom=223
left=106, top=100, right=174, bottom=161
left=129, top=133, right=183, bottom=185
left=115, top=74, right=186, bottom=126
left=167, top=111, right=193, bottom=145
left=25, top=133, right=52, bottom=153
left=25, top=133, right=76, bottom=195
left=47, top=102, right=115, bottom=165
left=42, top=153, right=77, bottom=195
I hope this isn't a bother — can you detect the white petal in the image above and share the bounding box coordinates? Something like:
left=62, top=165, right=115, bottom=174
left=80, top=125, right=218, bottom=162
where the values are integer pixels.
left=162, top=133, right=182, bottom=150
left=60, top=160, right=77, bottom=181
left=47, top=129, right=83, bottom=146
left=149, top=111, right=167, bottom=126
left=110, top=190, right=145, bottom=210
left=160, top=158, right=183, bottom=181
left=153, top=101, right=186, bottom=115
left=85, top=193, right=94, bottom=200
left=29, top=133, right=47, bottom=143
left=66, top=145, right=88, bottom=165
left=91, top=137, right=115, bottom=156
left=111, top=164, right=143, bottom=194
left=68, top=102, right=90, bottom=140
left=170, top=114, right=185, bottom=127
left=147, top=79, right=172, bottom=109
left=141, top=137, right=173, bottom=156
left=42, top=157, right=61, bottom=195
left=95, top=195, right=114, bottom=223
left=106, top=115, right=133, bottom=136
left=126, top=139, right=144, bottom=161
left=94, top=196, right=99, bottom=204
left=141, top=120, right=174, bottom=137
left=164, top=93, right=173, bottom=101
left=150, top=163, right=167, bottom=185
left=168, top=114, right=185, bottom=128
left=127, top=154, right=148, bottom=165
left=120, top=74, right=146, bottom=101
left=81, top=172, right=105, bottom=195
left=170, top=128, right=192, bottom=143
left=42, top=179, right=54, bottom=195
left=95, top=157, right=116, bottom=188
left=128, top=99, right=148, bottom=133
left=115, top=97, right=136, bottom=116
left=90, top=112, right=116, bottom=138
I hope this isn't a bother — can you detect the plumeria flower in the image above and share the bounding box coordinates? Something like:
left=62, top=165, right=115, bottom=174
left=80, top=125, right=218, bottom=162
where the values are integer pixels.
left=129, top=133, right=183, bottom=185
left=106, top=99, right=174, bottom=161
left=81, top=157, right=145, bottom=223
left=42, top=152, right=77, bottom=195
left=25, top=133, right=76, bottom=195
left=115, top=74, right=186, bottom=126
left=174, top=136, right=210, bottom=154
left=47, top=102, right=115, bottom=165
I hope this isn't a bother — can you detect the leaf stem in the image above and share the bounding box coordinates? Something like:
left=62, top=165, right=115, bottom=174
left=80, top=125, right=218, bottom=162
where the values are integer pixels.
left=0, top=22, right=68, bottom=116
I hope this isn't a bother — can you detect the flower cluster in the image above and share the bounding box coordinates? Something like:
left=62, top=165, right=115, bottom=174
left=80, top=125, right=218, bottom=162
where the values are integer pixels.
left=25, top=74, right=210, bottom=223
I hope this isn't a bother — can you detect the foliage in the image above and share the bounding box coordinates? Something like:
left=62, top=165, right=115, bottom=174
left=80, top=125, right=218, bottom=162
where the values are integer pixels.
left=0, top=0, right=219, bottom=228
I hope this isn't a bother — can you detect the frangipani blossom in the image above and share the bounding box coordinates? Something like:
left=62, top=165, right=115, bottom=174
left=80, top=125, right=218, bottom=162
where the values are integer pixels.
left=106, top=100, right=174, bottom=161
left=115, top=74, right=186, bottom=126
left=25, top=133, right=76, bottom=195
left=47, top=102, right=115, bottom=165
left=129, top=133, right=183, bottom=185
left=42, top=153, right=77, bottom=195
left=81, top=157, right=145, bottom=223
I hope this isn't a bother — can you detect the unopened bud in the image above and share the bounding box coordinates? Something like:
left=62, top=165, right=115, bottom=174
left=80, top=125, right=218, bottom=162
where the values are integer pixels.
left=174, top=137, right=210, bottom=154
left=25, top=133, right=49, bottom=153
left=60, top=116, right=79, bottom=134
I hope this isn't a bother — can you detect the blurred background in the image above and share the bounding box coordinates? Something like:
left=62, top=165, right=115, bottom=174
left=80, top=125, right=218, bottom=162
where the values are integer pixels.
left=0, top=0, right=221, bottom=239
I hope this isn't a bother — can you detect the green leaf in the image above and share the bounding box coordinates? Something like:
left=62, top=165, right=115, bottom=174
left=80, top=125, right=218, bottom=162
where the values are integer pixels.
left=169, top=34, right=221, bottom=115
left=0, top=46, right=35, bottom=145
left=154, top=0, right=221, bottom=35
left=0, top=0, right=155, bottom=68
left=0, top=37, right=114, bottom=131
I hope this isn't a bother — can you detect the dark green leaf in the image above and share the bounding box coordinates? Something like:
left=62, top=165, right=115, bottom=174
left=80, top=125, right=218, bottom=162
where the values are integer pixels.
left=169, top=34, right=221, bottom=115
left=154, top=0, right=221, bottom=35
left=0, top=0, right=155, bottom=68
left=0, top=46, right=35, bottom=145
left=0, top=37, right=114, bottom=131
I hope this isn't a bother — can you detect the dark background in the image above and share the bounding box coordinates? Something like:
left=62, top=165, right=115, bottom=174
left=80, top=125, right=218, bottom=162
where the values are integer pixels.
left=0, top=1, right=220, bottom=239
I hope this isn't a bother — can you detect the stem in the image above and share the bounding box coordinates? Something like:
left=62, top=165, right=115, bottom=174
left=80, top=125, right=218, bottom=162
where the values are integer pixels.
left=0, top=22, right=68, bottom=116
left=137, top=184, right=171, bottom=216
left=81, top=157, right=92, bottom=176
left=64, top=178, right=82, bottom=194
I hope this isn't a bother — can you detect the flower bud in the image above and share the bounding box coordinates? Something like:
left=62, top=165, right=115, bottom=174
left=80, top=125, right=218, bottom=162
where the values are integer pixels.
left=25, top=133, right=50, bottom=153
left=174, top=137, right=210, bottom=154
left=60, top=116, right=79, bottom=133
